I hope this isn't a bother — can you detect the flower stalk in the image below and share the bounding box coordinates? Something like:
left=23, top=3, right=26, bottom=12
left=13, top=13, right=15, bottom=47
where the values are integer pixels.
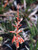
left=10, top=5, right=24, bottom=48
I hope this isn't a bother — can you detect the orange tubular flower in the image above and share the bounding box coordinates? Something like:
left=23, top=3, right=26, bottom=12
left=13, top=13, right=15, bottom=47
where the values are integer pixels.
left=12, top=24, right=16, bottom=27
left=10, top=31, right=15, bottom=33
left=12, top=35, right=16, bottom=43
left=16, top=41, right=19, bottom=48
left=18, top=24, right=22, bottom=28
left=16, top=17, right=20, bottom=21
left=4, top=0, right=8, bottom=8
left=17, top=30, right=22, bottom=34
left=19, top=36, right=24, bottom=44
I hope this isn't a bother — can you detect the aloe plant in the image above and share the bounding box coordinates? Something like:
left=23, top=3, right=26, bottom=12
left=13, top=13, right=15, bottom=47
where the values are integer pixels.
left=26, top=18, right=38, bottom=50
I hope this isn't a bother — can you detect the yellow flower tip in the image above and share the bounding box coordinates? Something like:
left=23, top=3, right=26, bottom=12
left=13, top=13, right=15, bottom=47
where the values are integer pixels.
left=20, top=42, right=23, bottom=44
left=17, top=46, right=19, bottom=48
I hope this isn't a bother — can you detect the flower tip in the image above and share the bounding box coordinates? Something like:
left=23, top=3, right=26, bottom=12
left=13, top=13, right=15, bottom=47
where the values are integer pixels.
left=9, top=31, right=12, bottom=33
left=17, top=46, right=19, bottom=48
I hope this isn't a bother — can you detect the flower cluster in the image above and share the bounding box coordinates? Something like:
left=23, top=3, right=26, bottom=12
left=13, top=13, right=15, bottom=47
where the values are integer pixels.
left=10, top=5, right=24, bottom=48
